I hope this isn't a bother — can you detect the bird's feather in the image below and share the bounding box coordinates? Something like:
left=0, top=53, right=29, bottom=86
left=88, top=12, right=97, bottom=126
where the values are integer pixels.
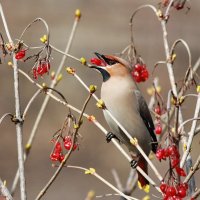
left=134, top=90, right=158, bottom=153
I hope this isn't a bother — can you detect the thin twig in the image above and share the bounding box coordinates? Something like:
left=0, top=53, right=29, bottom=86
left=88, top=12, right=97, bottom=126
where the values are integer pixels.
left=22, top=89, right=42, bottom=120
left=67, top=165, right=138, bottom=200
left=180, top=93, right=200, bottom=168
left=0, top=113, right=13, bottom=125
left=111, top=169, right=123, bottom=191
left=184, top=154, right=200, bottom=184
left=0, top=179, right=13, bottom=200
left=190, top=188, right=200, bottom=200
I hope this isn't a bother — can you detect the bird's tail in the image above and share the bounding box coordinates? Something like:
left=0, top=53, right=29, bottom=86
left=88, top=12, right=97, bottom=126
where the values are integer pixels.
left=137, top=156, right=150, bottom=193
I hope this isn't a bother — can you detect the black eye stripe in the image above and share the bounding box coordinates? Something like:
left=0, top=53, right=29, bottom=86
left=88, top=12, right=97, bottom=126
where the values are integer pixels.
left=101, top=55, right=119, bottom=65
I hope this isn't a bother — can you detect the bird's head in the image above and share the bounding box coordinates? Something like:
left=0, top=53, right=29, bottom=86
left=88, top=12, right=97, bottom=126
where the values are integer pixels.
left=90, top=52, right=130, bottom=82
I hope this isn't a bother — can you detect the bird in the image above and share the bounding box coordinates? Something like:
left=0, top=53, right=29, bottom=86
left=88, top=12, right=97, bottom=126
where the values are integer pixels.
left=90, top=52, right=158, bottom=190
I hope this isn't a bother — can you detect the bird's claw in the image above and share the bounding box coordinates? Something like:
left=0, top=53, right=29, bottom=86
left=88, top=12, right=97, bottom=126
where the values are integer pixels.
left=130, top=160, right=138, bottom=168
left=106, top=132, right=120, bottom=143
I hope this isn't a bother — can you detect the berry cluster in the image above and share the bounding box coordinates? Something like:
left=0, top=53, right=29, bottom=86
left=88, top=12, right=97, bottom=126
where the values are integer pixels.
left=156, top=144, right=188, bottom=199
left=90, top=57, right=106, bottom=66
left=50, top=136, right=78, bottom=163
left=160, top=182, right=188, bottom=199
left=15, top=50, right=26, bottom=60
left=131, top=63, right=149, bottom=83
left=33, top=61, right=50, bottom=79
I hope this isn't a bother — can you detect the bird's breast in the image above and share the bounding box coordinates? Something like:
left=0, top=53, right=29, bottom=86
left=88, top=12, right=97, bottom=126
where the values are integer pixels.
left=101, top=76, right=151, bottom=154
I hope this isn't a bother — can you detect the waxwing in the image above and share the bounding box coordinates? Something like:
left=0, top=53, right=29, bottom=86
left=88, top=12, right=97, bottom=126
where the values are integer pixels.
left=91, top=52, right=158, bottom=189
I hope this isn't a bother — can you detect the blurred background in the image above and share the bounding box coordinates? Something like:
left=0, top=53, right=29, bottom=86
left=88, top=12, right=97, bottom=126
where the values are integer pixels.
left=0, top=0, right=200, bottom=199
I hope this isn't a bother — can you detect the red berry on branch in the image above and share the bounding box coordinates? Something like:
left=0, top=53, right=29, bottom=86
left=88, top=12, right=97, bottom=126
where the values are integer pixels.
left=177, top=186, right=187, bottom=198
left=134, top=63, right=144, bottom=72
left=50, top=152, right=60, bottom=161
left=155, top=124, right=162, bottom=135
left=175, top=166, right=186, bottom=177
left=156, top=148, right=165, bottom=160
left=171, top=158, right=180, bottom=168
left=55, top=141, right=62, bottom=153
left=59, top=154, right=64, bottom=162
left=160, top=183, right=167, bottom=193
left=131, top=70, right=141, bottom=82
left=166, top=186, right=176, bottom=197
left=140, top=69, right=149, bottom=81
left=154, top=106, right=162, bottom=115
left=15, top=50, right=26, bottom=60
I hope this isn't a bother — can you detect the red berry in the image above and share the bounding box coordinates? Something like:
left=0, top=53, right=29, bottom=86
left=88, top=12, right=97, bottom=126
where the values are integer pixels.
left=177, top=186, right=187, bottom=198
left=140, top=69, right=149, bottom=81
left=164, top=148, right=170, bottom=158
left=55, top=142, right=62, bottom=153
left=160, top=183, right=167, bottom=193
left=166, top=186, right=176, bottom=197
left=156, top=148, right=165, bottom=160
left=155, top=124, right=162, bottom=135
left=15, top=50, right=25, bottom=60
left=132, top=70, right=141, bottom=82
left=90, top=58, right=105, bottom=66
left=50, top=152, right=60, bottom=161
left=171, top=158, right=180, bottom=168
left=134, top=63, right=144, bottom=72
left=168, top=145, right=179, bottom=157
left=175, top=167, right=186, bottom=177
left=64, top=139, right=78, bottom=151
left=179, top=183, right=188, bottom=190
left=154, top=106, right=162, bottom=115
left=59, top=154, right=65, bottom=162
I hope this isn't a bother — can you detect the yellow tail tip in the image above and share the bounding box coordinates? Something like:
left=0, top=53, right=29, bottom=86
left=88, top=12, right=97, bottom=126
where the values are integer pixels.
left=138, top=181, right=150, bottom=193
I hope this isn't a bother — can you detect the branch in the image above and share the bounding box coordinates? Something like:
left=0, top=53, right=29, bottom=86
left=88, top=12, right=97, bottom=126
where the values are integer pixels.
left=0, top=179, right=13, bottom=200
left=67, top=165, right=139, bottom=200
left=184, top=154, right=200, bottom=184
left=180, top=93, right=200, bottom=168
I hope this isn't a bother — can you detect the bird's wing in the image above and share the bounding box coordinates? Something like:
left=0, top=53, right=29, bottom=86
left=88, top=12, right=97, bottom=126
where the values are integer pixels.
left=134, top=90, right=158, bottom=153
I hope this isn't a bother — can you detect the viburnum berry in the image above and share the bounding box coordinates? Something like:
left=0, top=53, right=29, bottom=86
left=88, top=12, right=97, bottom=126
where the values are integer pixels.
left=15, top=50, right=26, bottom=60
left=63, top=136, right=78, bottom=151
left=155, top=124, right=162, bottom=135
left=171, top=157, right=180, bottom=168
left=177, top=186, right=187, bottom=198
left=156, top=148, right=165, bottom=160
left=55, top=141, right=62, bottom=152
left=50, top=152, right=60, bottom=161
left=131, top=70, right=141, bottom=82
left=59, top=154, right=65, bottom=162
left=168, top=145, right=179, bottom=157
left=154, top=105, right=162, bottom=115
left=175, top=166, right=186, bottom=177
left=160, top=183, right=167, bottom=193
left=90, top=58, right=106, bottom=66
left=166, top=186, right=177, bottom=197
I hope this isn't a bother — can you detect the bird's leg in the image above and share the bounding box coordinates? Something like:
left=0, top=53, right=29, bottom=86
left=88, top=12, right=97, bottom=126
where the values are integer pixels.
left=130, top=153, right=139, bottom=169
left=106, top=132, right=120, bottom=143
